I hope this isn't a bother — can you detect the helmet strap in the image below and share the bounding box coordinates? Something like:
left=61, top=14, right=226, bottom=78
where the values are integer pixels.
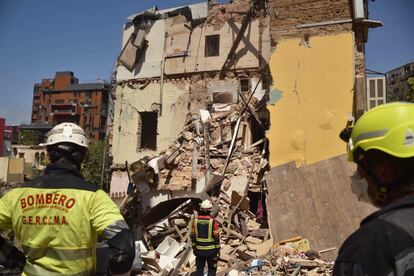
left=360, top=163, right=389, bottom=205
left=359, top=161, right=413, bottom=206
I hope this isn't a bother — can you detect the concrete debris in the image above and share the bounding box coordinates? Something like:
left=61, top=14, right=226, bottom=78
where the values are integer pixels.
left=119, top=98, right=333, bottom=275
left=126, top=147, right=332, bottom=275
left=136, top=206, right=333, bottom=275
left=219, top=244, right=333, bottom=275
left=125, top=100, right=269, bottom=194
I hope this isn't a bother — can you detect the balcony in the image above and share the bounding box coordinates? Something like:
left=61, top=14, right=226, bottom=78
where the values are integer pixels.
left=50, top=103, right=80, bottom=116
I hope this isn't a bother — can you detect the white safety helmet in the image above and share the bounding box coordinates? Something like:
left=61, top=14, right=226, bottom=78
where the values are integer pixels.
left=44, top=122, right=88, bottom=148
left=200, top=199, right=213, bottom=212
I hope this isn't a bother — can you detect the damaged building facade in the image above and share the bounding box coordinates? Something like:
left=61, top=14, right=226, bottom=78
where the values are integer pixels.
left=109, top=0, right=382, bottom=273
left=110, top=1, right=270, bottom=196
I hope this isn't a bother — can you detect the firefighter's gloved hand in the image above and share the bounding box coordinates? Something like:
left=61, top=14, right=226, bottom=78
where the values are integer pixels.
left=107, top=229, right=135, bottom=275
left=3, top=247, right=26, bottom=269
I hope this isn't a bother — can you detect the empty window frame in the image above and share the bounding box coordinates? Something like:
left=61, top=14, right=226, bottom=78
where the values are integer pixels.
left=139, top=112, right=158, bottom=150
left=205, top=34, right=220, bottom=57
left=240, top=78, right=250, bottom=92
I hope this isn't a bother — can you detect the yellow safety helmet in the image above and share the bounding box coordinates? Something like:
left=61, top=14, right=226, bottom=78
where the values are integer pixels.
left=344, top=102, right=414, bottom=162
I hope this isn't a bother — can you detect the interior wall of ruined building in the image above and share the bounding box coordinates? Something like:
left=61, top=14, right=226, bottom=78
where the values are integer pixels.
left=117, top=20, right=165, bottom=80
left=264, top=0, right=373, bottom=258
left=117, top=19, right=262, bottom=80
left=163, top=17, right=261, bottom=74
left=267, top=32, right=355, bottom=167
left=267, top=0, right=367, bottom=115
left=111, top=81, right=190, bottom=165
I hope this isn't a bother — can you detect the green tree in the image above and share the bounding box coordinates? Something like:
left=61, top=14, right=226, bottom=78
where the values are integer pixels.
left=18, top=130, right=39, bottom=145
left=81, top=140, right=106, bottom=186
left=405, top=77, right=414, bottom=103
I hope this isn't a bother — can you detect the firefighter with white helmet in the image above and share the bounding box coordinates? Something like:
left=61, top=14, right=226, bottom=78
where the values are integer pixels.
left=191, top=199, right=220, bottom=276
left=0, top=122, right=135, bottom=275
left=335, top=103, right=414, bottom=275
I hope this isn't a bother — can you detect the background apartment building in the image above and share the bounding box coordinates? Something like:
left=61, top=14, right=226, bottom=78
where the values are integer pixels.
left=386, top=62, right=414, bottom=102
left=31, top=71, right=109, bottom=140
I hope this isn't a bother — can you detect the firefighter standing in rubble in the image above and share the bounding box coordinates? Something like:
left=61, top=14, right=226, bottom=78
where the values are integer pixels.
left=0, top=122, right=135, bottom=275
left=191, top=199, right=220, bottom=276
left=335, top=103, right=414, bottom=275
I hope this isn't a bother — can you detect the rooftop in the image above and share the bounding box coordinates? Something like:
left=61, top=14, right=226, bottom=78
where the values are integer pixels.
left=19, top=124, right=54, bottom=131
left=44, top=83, right=109, bottom=92
left=127, top=2, right=208, bottom=22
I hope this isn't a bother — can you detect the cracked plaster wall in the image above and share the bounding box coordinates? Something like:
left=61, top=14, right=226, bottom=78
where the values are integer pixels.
left=111, top=81, right=189, bottom=165
left=117, top=20, right=165, bottom=81
left=164, top=19, right=261, bottom=74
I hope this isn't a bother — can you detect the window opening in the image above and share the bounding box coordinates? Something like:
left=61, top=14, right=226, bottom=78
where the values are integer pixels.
left=205, top=35, right=220, bottom=57
left=240, top=79, right=250, bottom=92
left=139, top=112, right=158, bottom=150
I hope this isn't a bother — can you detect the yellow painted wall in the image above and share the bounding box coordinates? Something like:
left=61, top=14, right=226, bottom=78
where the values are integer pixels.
left=267, top=33, right=354, bottom=167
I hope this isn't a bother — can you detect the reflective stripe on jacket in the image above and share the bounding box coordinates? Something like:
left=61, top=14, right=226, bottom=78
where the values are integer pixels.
left=192, top=215, right=220, bottom=254
left=0, top=164, right=125, bottom=275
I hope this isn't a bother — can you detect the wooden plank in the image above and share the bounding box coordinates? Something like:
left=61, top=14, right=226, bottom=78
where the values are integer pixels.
left=265, top=154, right=376, bottom=260
left=185, top=215, right=194, bottom=245
left=170, top=245, right=191, bottom=276
left=233, top=214, right=240, bottom=229
left=191, top=145, right=198, bottom=190
left=240, top=218, right=248, bottom=237
left=174, top=225, right=184, bottom=241
left=204, top=121, right=211, bottom=185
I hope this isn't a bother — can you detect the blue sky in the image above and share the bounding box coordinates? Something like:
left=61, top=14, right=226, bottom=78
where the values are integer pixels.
left=0, top=0, right=413, bottom=125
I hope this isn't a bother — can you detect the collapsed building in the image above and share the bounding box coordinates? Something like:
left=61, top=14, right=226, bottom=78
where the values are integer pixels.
left=108, top=0, right=382, bottom=274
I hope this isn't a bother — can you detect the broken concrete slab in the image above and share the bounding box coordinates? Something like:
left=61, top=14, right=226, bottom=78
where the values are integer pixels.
left=173, top=218, right=187, bottom=227
left=237, top=249, right=256, bottom=261
left=246, top=242, right=259, bottom=251
left=256, top=238, right=273, bottom=257
left=200, top=109, right=211, bottom=123
left=245, top=236, right=263, bottom=244
left=226, top=175, right=249, bottom=198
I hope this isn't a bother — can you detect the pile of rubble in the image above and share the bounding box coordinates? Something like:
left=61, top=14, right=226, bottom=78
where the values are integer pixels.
left=121, top=87, right=333, bottom=274
left=127, top=145, right=333, bottom=275
left=136, top=212, right=335, bottom=275
left=128, top=96, right=269, bottom=194
left=222, top=238, right=335, bottom=275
